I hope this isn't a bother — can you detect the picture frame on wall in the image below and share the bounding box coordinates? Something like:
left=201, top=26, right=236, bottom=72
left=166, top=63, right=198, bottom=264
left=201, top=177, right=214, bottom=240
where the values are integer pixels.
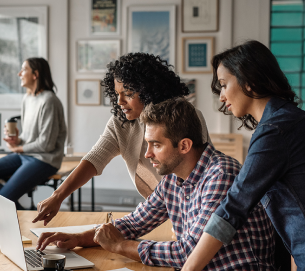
left=76, top=79, right=101, bottom=106
left=90, top=0, right=121, bottom=36
left=77, top=40, right=120, bottom=73
left=182, top=0, right=218, bottom=32
left=0, top=6, right=48, bottom=110
left=128, top=5, right=176, bottom=67
left=182, top=37, right=214, bottom=73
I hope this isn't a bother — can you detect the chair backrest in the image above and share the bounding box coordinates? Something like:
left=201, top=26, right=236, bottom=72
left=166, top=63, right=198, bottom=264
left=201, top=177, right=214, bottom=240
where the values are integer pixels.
left=210, top=133, right=244, bottom=164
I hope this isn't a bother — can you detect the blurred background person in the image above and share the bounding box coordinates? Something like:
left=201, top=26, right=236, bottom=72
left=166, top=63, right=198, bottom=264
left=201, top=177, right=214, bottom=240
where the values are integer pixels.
left=0, top=57, right=66, bottom=210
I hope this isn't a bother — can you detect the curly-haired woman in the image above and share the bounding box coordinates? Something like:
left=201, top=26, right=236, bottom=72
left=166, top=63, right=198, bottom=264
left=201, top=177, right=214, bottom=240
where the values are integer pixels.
left=33, top=53, right=211, bottom=225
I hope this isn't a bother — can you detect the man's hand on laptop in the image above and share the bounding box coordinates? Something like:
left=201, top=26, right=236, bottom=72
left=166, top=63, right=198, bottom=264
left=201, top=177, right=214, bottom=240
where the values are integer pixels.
left=36, top=232, right=80, bottom=251
left=36, top=229, right=98, bottom=251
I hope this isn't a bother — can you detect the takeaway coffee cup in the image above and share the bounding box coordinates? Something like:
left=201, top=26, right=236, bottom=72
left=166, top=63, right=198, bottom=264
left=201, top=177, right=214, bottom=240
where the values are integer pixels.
left=42, top=254, right=66, bottom=271
left=5, top=118, right=17, bottom=137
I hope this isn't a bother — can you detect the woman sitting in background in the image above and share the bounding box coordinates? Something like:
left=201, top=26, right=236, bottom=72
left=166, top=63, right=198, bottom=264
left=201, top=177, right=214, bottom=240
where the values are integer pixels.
left=0, top=57, right=66, bottom=210
left=33, top=52, right=212, bottom=225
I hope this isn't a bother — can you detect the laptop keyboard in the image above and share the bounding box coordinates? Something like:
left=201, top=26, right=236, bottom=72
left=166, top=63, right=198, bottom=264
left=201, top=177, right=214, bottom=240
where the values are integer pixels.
left=24, top=249, right=45, bottom=268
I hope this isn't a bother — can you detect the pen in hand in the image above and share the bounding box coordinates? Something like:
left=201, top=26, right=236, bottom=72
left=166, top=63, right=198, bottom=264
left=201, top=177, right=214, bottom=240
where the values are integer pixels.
left=94, top=212, right=115, bottom=236
left=106, top=212, right=115, bottom=226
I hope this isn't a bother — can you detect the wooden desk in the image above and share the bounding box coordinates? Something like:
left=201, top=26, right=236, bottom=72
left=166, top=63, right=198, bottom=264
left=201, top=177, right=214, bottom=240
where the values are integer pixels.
left=0, top=211, right=174, bottom=271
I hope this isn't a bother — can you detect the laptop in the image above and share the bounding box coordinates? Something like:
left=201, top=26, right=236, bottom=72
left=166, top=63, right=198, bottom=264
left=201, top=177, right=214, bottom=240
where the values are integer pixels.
left=0, top=196, right=94, bottom=270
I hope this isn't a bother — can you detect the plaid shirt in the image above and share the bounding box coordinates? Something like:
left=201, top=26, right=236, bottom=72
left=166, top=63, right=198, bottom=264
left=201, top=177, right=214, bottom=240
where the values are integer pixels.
left=115, top=143, right=276, bottom=270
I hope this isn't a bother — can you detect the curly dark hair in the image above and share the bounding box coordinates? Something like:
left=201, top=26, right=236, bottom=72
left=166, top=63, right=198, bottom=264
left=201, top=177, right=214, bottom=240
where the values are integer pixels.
left=102, top=53, right=189, bottom=124
left=211, top=40, right=300, bottom=130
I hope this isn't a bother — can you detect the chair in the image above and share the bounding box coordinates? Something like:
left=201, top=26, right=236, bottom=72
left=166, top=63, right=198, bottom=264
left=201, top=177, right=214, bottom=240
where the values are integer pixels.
left=210, top=133, right=244, bottom=164
left=27, top=160, right=95, bottom=211
left=27, top=177, right=61, bottom=210
left=27, top=162, right=77, bottom=210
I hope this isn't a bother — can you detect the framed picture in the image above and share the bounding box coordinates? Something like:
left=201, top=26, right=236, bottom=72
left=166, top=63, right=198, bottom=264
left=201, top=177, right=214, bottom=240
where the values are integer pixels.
left=0, top=6, right=48, bottom=109
left=90, top=0, right=121, bottom=36
left=182, top=79, right=196, bottom=106
left=128, top=5, right=176, bottom=67
left=76, top=80, right=101, bottom=106
left=77, top=40, right=120, bottom=73
left=182, top=37, right=214, bottom=73
left=182, top=0, right=218, bottom=32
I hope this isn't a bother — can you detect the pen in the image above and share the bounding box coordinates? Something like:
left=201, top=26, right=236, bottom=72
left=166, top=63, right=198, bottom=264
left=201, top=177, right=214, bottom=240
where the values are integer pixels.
left=106, top=212, right=115, bottom=226
left=94, top=212, right=115, bottom=234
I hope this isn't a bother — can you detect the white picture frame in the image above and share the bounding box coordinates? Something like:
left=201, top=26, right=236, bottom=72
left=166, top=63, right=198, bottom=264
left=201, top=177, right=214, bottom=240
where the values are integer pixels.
left=182, top=0, right=218, bottom=32
left=127, top=5, right=176, bottom=67
left=90, top=0, right=121, bottom=36
left=0, top=6, right=48, bottom=110
left=76, top=79, right=101, bottom=106
left=182, top=37, right=214, bottom=73
left=77, top=40, right=120, bottom=73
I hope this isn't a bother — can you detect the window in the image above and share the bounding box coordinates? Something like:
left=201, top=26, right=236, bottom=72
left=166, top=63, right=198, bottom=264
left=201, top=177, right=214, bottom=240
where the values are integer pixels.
left=270, top=0, right=305, bottom=109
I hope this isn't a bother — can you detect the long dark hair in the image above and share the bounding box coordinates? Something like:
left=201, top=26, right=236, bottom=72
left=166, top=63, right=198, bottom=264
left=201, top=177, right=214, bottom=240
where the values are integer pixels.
left=26, top=57, right=57, bottom=95
left=211, top=40, right=299, bottom=130
left=103, top=53, right=189, bottom=125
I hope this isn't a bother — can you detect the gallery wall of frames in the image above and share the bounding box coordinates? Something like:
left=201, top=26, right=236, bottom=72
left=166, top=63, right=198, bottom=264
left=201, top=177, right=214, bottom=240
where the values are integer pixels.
left=74, top=0, right=219, bottom=107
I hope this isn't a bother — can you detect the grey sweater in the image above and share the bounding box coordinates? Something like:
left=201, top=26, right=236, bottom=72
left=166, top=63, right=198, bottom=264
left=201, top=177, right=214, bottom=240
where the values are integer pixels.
left=19, top=91, right=66, bottom=169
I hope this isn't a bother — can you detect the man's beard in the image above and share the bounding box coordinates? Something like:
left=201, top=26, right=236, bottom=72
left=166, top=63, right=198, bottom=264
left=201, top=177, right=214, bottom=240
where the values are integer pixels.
left=151, top=152, right=183, bottom=175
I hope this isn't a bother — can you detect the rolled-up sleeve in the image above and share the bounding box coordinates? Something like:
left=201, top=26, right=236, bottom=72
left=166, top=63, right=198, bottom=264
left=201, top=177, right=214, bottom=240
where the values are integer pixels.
left=115, top=180, right=169, bottom=239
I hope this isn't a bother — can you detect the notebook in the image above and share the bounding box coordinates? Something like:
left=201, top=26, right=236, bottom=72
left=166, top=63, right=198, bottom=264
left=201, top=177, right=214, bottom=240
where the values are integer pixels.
left=0, top=195, right=94, bottom=271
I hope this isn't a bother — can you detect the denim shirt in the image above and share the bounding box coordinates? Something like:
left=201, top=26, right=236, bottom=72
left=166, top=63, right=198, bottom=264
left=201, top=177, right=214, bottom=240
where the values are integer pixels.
left=204, top=97, right=305, bottom=267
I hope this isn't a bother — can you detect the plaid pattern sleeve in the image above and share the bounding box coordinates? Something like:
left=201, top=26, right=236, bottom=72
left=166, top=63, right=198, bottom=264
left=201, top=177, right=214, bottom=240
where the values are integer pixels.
left=116, top=144, right=275, bottom=270
left=114, top=180, right=169, bottom=240
left=137, top=172, right=238, bottom=268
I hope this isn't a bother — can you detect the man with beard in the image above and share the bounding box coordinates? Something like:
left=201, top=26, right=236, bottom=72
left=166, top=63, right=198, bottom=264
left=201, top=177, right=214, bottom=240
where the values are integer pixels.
left=36, top=98, right=276, bottom=270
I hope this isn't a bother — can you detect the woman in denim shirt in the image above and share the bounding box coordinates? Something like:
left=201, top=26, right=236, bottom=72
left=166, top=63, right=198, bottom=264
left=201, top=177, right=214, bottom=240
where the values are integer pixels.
left=182, top=40, right=305, bottom=270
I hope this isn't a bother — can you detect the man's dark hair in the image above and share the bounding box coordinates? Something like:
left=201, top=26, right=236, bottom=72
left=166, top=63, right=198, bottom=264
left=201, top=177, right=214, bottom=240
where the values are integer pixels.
left=26, top=57, right=57, bottom=95
left=211, top=40, right=300, bottom=130
left=103, top=53, right=189, bottom=124
left=140, top=98, right=204, bottom=149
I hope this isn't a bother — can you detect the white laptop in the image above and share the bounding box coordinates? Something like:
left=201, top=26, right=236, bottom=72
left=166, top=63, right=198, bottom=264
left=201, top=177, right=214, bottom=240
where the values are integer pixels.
left=0, top=196, right=94, bottom=270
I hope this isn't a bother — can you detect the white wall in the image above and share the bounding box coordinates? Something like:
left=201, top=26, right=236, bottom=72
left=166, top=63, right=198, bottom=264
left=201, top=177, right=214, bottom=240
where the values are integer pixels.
left=231, top=0, right=270, bottom=158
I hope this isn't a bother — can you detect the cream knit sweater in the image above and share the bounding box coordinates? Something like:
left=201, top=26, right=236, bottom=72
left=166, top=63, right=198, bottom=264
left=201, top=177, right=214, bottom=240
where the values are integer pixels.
left=82, top=109, right=211, bottom=198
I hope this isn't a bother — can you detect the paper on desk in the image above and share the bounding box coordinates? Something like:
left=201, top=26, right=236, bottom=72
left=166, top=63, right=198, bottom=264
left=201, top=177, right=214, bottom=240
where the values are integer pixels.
left=109, top=269, right=134, bottom=271
left=30, top=224, right=97, bottom=237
